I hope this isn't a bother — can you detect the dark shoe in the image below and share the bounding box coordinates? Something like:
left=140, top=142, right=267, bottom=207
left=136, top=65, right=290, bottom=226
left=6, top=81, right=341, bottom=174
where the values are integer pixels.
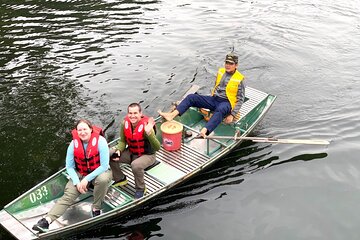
left=32, top=218, right=49, bottom=232
left=134, top=188, right=147, bottom=199
left=92, top=209, right=101, bottom=217
left=112, top=176, right=128, bottom=187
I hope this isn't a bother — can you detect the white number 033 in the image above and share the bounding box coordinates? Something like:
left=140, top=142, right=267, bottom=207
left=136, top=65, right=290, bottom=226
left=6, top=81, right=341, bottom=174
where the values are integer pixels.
left=29, top=186, right=49, bottom=203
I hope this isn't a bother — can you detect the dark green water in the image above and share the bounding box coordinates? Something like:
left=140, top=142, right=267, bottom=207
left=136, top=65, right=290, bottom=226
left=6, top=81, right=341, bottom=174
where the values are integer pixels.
left=1, top=0, right=360, bottom=239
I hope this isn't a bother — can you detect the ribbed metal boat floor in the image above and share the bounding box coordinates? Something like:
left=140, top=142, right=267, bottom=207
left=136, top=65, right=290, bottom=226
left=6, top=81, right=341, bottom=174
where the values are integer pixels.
left=105, top=187, right=131, bottom=207
left=239, top=87, right=268, bottom=120
left=107, top=166, right=165, bottom=202
left=106, top=144, right=209, bottom=205
left=156, top=144, right=209, bottom=174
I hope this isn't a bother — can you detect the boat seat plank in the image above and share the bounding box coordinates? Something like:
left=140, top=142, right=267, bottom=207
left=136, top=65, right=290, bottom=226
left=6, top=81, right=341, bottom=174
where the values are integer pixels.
left=0, top=210, right=36, bottom=240
left=144, top=159, right=161, bottom=171
left=146, top=161, right=186, bottom=185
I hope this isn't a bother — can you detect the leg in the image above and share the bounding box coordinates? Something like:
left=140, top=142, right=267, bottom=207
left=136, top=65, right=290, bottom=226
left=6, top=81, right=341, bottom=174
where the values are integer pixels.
left=109, top=149, right=132, bottom=182
left=92, top=169, right=113, bottom=210
left=158, top=94, right=217, bottom=121
left=131, top=154, right=156, bottom=190
left=177, top=94, right=217, bottom=114
left=157, top=109, right=180, bottom=121
left=204, top=101, right=232, bottom=134
left=46, top=179, right=81, bottom=222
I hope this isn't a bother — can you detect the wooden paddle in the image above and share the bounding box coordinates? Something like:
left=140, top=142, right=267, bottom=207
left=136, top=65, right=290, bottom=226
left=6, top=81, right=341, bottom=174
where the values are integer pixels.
left=196, top=135, right=330, bottom=145
left=103, top=117, right=115, bottom=134
left=170, top=84, right=200, bottom=111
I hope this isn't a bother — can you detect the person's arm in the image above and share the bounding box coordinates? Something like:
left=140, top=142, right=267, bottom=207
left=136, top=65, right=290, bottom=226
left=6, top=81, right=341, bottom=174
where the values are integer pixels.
left=83, top=136, right=110, bottom=182
left=65, top=141, right=80, bottom=185
left=211, top=70, right=222, bottom=96
left=145, top=129, right=161, bottom=151
left=144, top=117, right=161, bottom=151
left=115, top=121, right=126, bottom=152
left=231, top=80, right=246, bottom=117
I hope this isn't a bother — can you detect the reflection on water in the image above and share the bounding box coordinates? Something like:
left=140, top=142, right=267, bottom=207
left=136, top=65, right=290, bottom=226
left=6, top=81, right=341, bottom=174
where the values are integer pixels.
left=264, top=152, right=328, bottom=169
left=70, top=217, right=163, bottom=240
left=0, top=0, right=159, bottom=198
left=0, top=1, right=159, bottom=238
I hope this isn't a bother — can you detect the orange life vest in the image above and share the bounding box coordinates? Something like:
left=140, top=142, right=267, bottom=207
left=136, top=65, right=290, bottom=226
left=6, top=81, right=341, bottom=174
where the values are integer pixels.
left=123, top=116, right=153, bottom=156
left=72, top=126, right=103, bottom=176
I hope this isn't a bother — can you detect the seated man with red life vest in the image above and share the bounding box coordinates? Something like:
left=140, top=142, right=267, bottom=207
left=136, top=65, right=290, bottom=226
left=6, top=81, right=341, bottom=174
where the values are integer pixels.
left=32, top=119, right=112, bottom=233
left=158, top=53, right=245, bottom=138
left=110, top=103, right=161, bottom=199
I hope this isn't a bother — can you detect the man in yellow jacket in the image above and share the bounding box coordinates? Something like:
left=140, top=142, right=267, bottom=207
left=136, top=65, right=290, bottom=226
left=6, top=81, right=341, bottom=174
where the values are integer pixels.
left=158, top=53, right=245, bottom=137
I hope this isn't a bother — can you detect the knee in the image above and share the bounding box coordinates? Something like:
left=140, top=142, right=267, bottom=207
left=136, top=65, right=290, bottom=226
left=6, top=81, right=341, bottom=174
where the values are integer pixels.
left=216, top=105, right=231, bottom=116
left=131, top=162, right=143, bottom=173
left=185, top=94, right=197, bottom=103
left=59, top=190, right=77, bottom=203
left=109, top=160, right=119, bottom=168
left=95, top=172, right=112, bottom=186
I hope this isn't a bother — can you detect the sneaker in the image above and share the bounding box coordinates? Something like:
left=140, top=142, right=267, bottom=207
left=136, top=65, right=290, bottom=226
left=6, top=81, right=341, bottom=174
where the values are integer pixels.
left=32, top=218, right=49, bottom=233
left=92, top=209, right=101, bottom=217
left=112, top=176, right=128, bottom=187
left=134, top=188, right=147, bottom=199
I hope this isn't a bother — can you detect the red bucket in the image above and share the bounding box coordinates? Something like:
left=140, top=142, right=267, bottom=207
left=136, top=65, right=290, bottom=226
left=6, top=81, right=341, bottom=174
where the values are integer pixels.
left=160, top=121, right=183, bottom=151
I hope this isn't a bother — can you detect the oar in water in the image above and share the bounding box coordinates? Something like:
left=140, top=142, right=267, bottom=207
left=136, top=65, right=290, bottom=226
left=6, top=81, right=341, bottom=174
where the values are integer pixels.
left=103, top=118, right=116, bottom=134
left=196, top=135, right=330, bottom=145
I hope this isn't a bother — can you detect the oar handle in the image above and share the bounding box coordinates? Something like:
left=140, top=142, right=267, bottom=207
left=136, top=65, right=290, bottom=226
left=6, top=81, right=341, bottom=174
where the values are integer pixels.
left=196, top=135, right=330, bottom=145
left=103, top=118, right=115, bottom=134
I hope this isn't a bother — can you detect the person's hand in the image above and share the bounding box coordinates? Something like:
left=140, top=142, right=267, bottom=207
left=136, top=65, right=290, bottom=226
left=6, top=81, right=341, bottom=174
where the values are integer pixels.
left=234, top=112, right=241, bottom=121
left=224, top=115, right=234, bottom=124
left=111, top=149, right=121, bottom=161
left=76, top=179, right=89, bottom=194
left=145, top=117, right=155, bottom=135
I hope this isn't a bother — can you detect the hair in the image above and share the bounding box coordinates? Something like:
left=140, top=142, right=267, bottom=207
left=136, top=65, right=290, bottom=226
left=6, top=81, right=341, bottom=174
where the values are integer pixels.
left=127, top=102, right=142, bottom=113
left=75, top=119, right=93, bottom=130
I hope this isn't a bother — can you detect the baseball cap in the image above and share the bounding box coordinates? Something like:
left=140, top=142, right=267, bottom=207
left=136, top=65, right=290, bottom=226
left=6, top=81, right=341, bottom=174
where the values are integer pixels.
left=225, top=53, right=238, bottom=64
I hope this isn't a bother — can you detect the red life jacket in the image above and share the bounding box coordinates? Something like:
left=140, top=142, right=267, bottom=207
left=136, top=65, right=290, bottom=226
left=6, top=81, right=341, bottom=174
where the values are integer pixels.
left=123, top=116, right=154, bottom=156
left=72, top=125, right=103, bottom=176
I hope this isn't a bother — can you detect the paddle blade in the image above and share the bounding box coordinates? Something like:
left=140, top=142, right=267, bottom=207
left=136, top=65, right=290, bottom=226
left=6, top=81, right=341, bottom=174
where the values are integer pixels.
left=170, top=85, right=200, bottom=111
left=181, top=85, right=200, bottom=101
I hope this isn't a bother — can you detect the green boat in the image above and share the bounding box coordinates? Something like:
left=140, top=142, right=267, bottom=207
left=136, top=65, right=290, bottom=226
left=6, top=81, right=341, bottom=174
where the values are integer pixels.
left=0, top=86, right=276, bottom=240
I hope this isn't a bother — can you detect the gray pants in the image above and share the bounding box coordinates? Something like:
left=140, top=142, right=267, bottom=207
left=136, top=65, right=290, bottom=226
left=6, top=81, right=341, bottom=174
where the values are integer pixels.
left=47, top=170, right=112, bottom=222
left=110, top=149, right=155, bottom=191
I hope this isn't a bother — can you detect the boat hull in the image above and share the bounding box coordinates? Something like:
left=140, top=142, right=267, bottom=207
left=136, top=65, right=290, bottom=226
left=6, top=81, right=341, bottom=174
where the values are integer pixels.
left=1, top=86, right=276, bottom=239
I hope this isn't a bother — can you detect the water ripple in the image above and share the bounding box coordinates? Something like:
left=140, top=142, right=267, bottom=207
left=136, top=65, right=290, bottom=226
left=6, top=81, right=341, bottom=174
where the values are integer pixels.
left=1, top=0, right=360, bottom=239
